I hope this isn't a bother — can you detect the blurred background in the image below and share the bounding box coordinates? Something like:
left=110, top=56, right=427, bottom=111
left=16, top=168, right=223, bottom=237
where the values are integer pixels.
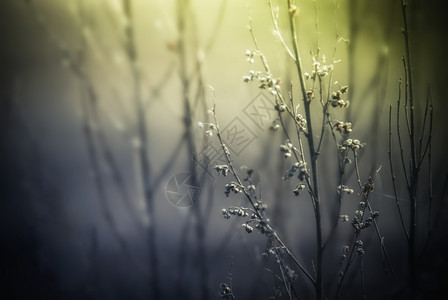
left=1, top=0, right=447, bottom=299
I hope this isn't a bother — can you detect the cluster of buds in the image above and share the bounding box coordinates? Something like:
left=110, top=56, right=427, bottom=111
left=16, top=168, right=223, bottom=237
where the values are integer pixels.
left=337, top=185, right=354, bottom=195
left=255, top=219, right=273, bottom=236
left=224, top=182, right=242, bottom=197
left=241, top=223, right=254, bottom=233
left=198, top=121, right=217, bottom=137
left=215, top=164, right=229, bottom=176
left=334, top=120, right=352, bottom=134
left=258, top=75, right=281, bottom=95
left=247, top=184, right=256, bottom=193
left=245, top=49, right=256, bottom=63
left=340, top=139, right=363, bottom=151
left=222, top=206, right=249, bottom=219
left=274, top=103, right=287, bottom=113
left=293, top=183, right=306, bottom=196
left=341, top=245, right=350, bottom=263
left=243, top=70, right=281, bottom=96
left=253, top=201, right=267, bottom=211
left=355, top=240, right=365, bottom=255
left=243, top=70, right=261, bottom=82
left=330, top=86, right=349, bottom=108
left=351, top=216, right=370, bottom=232
left=338, top=245, right=350, bottom=278
left=283, top=161, right=308, bottom=181
left=289, top=4, right=299, bottom=16
left=362, top=177, right=375, bottom=196
left=304, top=61, right=334, bottom=79
left=351, top=210, right=379, bottom=233
left=284, top=266, right=297, bottom=283
left=270, top=121, right=280, bottom=131
left=340, top=214, right=350, bottom=222
left=306, top=90, right=314, bottom=100
left=295, top=114, right=307, bottom=132
left=262, top=247, right=282, bottom=258
left=280, top=142, right=293, bottom=158
left=219, top=283, right=233, bottom=299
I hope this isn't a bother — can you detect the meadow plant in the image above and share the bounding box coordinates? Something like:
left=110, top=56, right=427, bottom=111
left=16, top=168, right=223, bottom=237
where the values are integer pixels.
left=198, top=1, right=406, bottom=299
left=199, top=1, right=390, bottom=299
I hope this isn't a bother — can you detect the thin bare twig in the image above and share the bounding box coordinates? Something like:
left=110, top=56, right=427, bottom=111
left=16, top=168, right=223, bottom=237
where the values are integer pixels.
left=389, top=105, right=410, bottom=241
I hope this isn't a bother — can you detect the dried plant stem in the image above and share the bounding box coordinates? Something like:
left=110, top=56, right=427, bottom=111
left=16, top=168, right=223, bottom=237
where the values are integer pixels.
left=210, top=91, right=316, bottom=287
left=400, top=0, right=419, bottom=294
left=361, top=256, right=367, bottom=300
left=389, top=105, right=410, bottom=241
left=354, top=156, right=394, bottom=276
left=287, top=1, right=322, bottom=298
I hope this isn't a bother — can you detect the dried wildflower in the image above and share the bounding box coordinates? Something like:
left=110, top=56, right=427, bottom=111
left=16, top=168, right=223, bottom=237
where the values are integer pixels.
left=332, top=91, right=342, bottom=101
left=371, top=211, right=380, bottom=218
left=334, top=121, right=352, bottom=134
left=306, top=91, right=314, bottom=99
left=222, top=209, right=231, bottom=219
left=270, top=122, right=280, bottom=131
left=224, top=183, right=241, bottom=197
left=285, top=266, right=297, bottom=282
left=357, top=247, right=365, bottom=255
left=205, top=130, right=213, bottom=137
left=295, top=114, right=307, bottom=131
left=242, top=223, right=254, bottom=233
left=245, top=50, right=255, bottom=63
left=293, top=184, right=306, bottom=196
left=318, top=65, right=329, bottom=77
left=341, top=138, right=364, bottom=151
left=351, top=217, right=364, bottom=232
left=289, top=5, right=299, bottom=16
left=255, top=219, right=273, bottom=236
left=223, top=206, right=249, bottom=218
left=331, top=94, right=350, bottom=108
left=219, top=282, right=233, bottom=299
left=297, top=161, right=308, bottom=180
left=275, top=103, right=286, bottom=112
left=337, top=185, right=354, bottom=194
left=283, top=162, right=298, bottom=180
left=254, top=202, right=267, bottom=211
left=280, top=143, right=292, bottom=158
left=215, top=164, right=229, bottom=176
left=340, top=214, right=350, bottom=222
left=362, top=177, right=375, bottom=196
left=198, top=121, right=204, bottom=128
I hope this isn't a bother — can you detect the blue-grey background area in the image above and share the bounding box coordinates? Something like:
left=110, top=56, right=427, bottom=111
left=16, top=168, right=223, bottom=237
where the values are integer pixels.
left=1, top=0, right=448, bottom=299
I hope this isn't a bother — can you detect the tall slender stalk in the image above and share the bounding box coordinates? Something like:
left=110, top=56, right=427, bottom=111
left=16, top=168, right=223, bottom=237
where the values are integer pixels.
left=286, top=1, right=322, bottom=298
left=400, top=1, right=418, bottom=295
